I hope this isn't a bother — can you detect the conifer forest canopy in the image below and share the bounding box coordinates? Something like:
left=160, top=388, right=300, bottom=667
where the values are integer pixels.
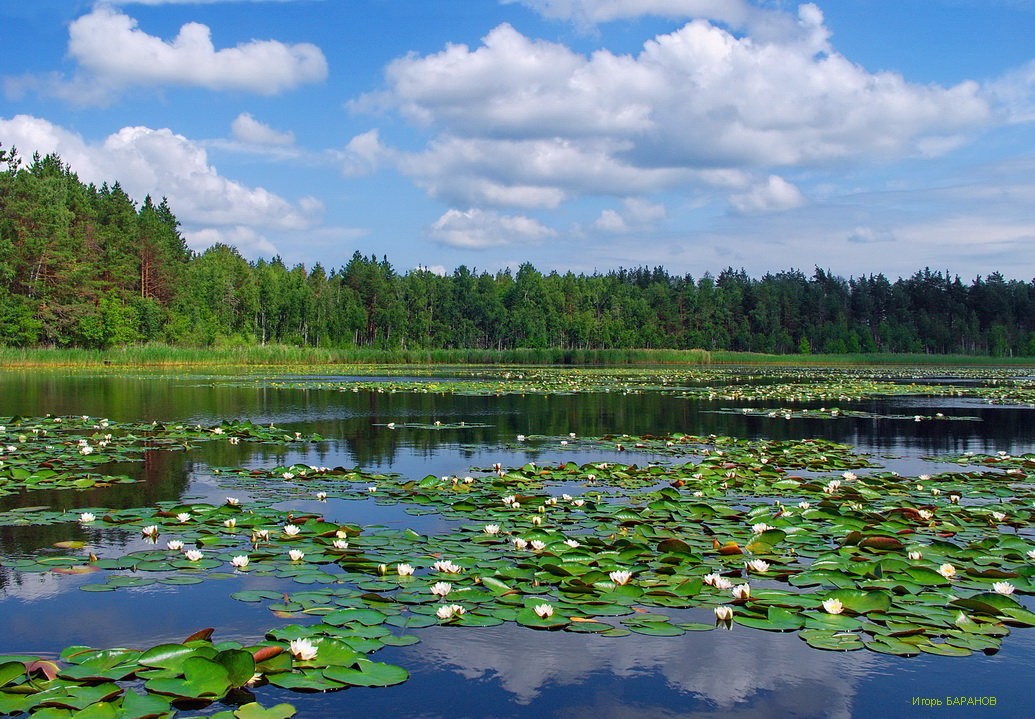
left=1, top=149, right=1033, bottom=356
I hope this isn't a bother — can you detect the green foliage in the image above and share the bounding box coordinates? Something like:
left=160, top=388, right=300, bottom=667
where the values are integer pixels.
left=4, top=152, right=1035, bottom=356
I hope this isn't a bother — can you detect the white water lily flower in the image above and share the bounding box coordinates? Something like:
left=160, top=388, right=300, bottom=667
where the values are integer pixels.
left=693, top=491, right=705, bottom=497
left=516, top=435, right=525, bottom=441
left=937, top=563, right=956, bottom=579
left=288, top=549, right=305, bottom=562
left=949, top=494, right=960, bottom=504
left=333, top=540, right=349, bottom=550
left=609, top=570, right=633, bottom=585
left=225, top=497, right=240, bottom=505
left=530, top=540, right=546, bottom=551
left=564, top=539, right=580, bottom=548
left=991, top=511, right=1007, bottom=522
left=530, top=516, right=543, bottom=526
left=141, top=525, right=159, bottom=537
left=533, top=604, right=554, bottom=618
left=798, top=502, right=811, bottom=510
left=436, top=605, right=456, bottom=620
left=992, top=581, right=1015, bottom=595
left=79, top=512, right=96, bottom=523
left=430, top=582, right=452, bottom=597
left=166, top=540, right=184, bottom=551
left=449, top=604, right=466, bottom=615
left=483, top=524, right=500, bottom=536
left=714, top=577, right=734, bottom=590
left=228, top=437, right=240, bottom=445
left=751, top=523, right=773, bottom=534
left=571, top=499, right=585, bottom=507
left=283, top=524, right=301, bottom=536
left=1027, top=549, right=1035, bottom=561
left=289, top=638, right=318, bottom=661
left=367, top=486, right=377, bottom=493
left=177, top=513, right=191, bottom=523
left=335, top=530, right=349, bottom=539
left=746, top=560, right=770, bottom=573
left=512, top=538, right=528, bottom=550
left=231, top=555, right=249, bottom=569
left=544, top=497, right=558, bottom=506
left=822, top=598, right=844, bottom=614
left=908, top=551, right=923, bottom=560
left=918, top=510, right=934, bottom=520
left=184, top=550, right=204, bottom=562
left=823, top=480, right=841, bottom=493
left=253, top=529, right=271, bottom=541
left=223, top=518, right=236, bottom=528
left=732, top=584, right=751, bottom=600
left=433, top=560, right=463, bottom=574
left=397, top=563, right=415, bottom=576
left=703, top=573, right=721, bottom=587
left=841, top=472, right=857, bottom=481
left=79, top=445, right=94, bottom=455
left=212, top=427, right=224, bottom=434
left=714, top=605, right=734, bottom=621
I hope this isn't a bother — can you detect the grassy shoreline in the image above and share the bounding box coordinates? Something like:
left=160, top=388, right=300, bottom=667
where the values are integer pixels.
left=1, top=343, right=1034, bottom=368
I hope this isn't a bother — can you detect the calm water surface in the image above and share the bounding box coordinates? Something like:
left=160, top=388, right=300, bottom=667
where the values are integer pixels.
left=0, top=368, right=1032, bottom=718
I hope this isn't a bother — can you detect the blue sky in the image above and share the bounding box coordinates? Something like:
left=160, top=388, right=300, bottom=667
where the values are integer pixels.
left=2, top=0, right=1033, bottom=279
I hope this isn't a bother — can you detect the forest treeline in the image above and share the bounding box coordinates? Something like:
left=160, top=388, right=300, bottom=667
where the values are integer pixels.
left=2, top=149, right=1033, bottom=356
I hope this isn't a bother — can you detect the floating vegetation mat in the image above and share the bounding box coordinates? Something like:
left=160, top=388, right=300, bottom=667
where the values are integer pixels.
left=0, top=416, right=321, bottom=498
left=713, top=407, right=981, bottom=422
left=0, top=378, right=1033, bottom=717
left=183, top=365, right=1035, bottom=404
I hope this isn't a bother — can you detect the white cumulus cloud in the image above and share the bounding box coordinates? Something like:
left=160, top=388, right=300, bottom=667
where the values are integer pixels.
left=183, top=226, right=279, bottom=256
left=231, top=113, right=295, bottom=146
left=0, top=115, right=321, bottom=254
left=729, top=175, right=806, bottom=215
left=428, top=208, right=556, bottom=249
left=355, top=12, right=990, bottom=214
left=592, top=197, right=667, bottom=232
left=23, top=5, right=327, bottom=102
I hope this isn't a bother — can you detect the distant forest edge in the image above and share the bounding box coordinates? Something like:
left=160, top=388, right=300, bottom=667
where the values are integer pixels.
left=2, top=148, right=1034, bottom=357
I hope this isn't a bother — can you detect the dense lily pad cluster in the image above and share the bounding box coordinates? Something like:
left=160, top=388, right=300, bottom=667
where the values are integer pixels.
left=195, top=365, right=1035, bottom=404
left=714, top=407, right=980, bottom=422
left=0, top=416, right=321, bottom=497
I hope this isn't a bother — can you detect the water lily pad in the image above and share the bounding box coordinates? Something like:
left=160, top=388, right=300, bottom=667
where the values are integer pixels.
left=323, top=661, right=409, bottom=687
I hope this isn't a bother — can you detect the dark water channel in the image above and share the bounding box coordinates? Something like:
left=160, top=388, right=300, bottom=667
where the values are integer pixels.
left=0, top=369, right=1032, bottom=718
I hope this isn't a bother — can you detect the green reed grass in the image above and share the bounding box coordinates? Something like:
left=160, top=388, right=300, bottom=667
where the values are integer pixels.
left=2, top=344, right=1032, bottom=368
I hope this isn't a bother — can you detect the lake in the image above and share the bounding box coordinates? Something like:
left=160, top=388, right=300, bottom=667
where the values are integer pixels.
left=0, top=366, right=1032, bottom=718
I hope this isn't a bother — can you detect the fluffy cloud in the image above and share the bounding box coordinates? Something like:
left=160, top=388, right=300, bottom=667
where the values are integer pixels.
left=427, top=208, right=556, bottom=249
left=231, top=113, right=295, bottom=146
left=986, top=58, right=1035, bottom=124
left=592, top=197, right=667, bottom=232
left=729, top=175, right=806, bottom=215
left=51, top=6, right=326, bottom=99
left=355, top=11, right=989, bottom=215
left=0, top=115, right=321, bottom=252
left=182, top=226, right=278, bottom=256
